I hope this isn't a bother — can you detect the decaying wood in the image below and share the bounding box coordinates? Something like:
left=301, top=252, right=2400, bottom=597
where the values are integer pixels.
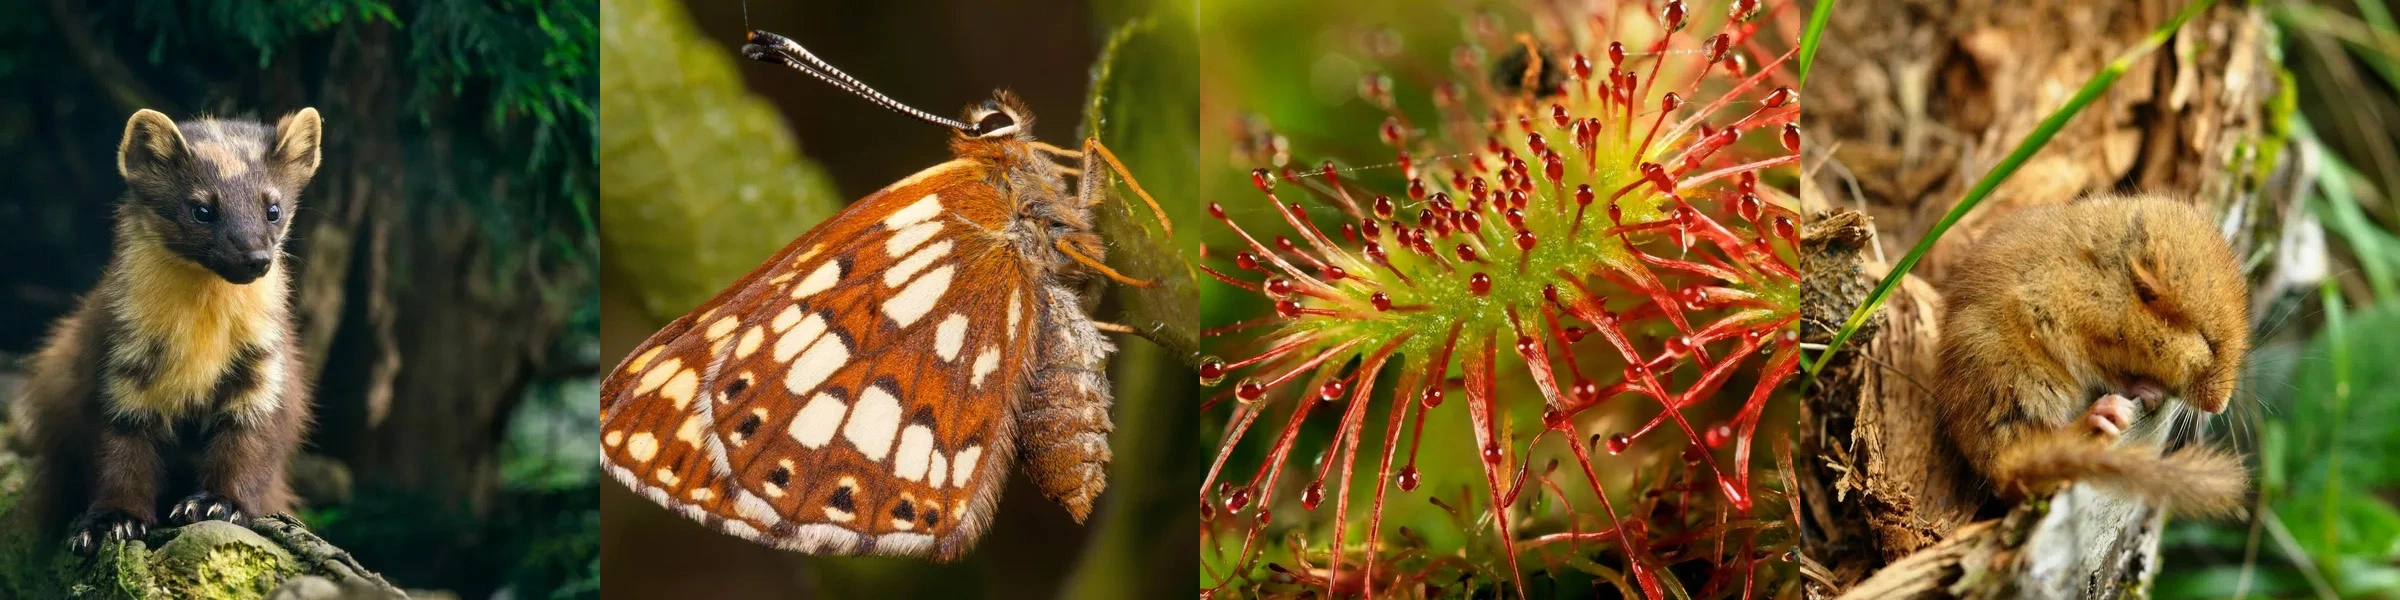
left=1794, top=0, right=2277, bottom=597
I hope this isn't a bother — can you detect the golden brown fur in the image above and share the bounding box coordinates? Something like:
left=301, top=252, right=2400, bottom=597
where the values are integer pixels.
left=1934, top=194, right=2251, bottom=517
left=15, top=108, right=321, bottom=554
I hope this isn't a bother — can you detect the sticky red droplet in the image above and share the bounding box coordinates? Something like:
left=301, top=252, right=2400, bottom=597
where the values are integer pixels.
left=1575, top=184, right=1595, bottom=206
left=1514, top=229, right=1536, bottom=251
left=1608, top=42, right=1626, bottom=67
left=1481, top=443, right=1503, bottom=464
left=1320, top=380, right=1345, bottom=401
left=1606, top=433, right=1632, bottom=455
left=1469, top=272, right=1492, bottom=295
left=1199, top=359, right=1227, bottom=385
left=1236, top=379, right=1265, bottom=402
left=1705, top=423, right=1733, bottom=448
left=1275, top=299, right=1302, bottom=318
left=1421, top=387, right=1444, bottom=408
left=1455, top=244, right=1479, bottom=263
left=1227, top=487, right=1252, bottom=512
left=1397, top=466, right=1421, bottom=491
left=1301, top=482, right=1325, bottom=510
left=1572, top=378, right=1600, bottom=403
left=1782, top=122, right=1802, bottom=154
left=1251, top=168, right=1276, bottom=192
left=1208, top=202, right=1226, bottom=219
left=1764, top=86, right=1796, bottom=108
left=1373, top=195, right=1396, bottom=220
left=1371, top=292, right=1393, bottom=311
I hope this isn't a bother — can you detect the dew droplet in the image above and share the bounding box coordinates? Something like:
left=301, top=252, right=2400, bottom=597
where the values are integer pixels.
left=1737, top=193, right=1763, bottom=222
left=1662, top=0, right=1688, bottom=31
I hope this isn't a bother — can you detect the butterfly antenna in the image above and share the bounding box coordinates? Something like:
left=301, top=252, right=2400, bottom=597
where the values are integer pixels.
left=742, top=31, right=972, bottom=132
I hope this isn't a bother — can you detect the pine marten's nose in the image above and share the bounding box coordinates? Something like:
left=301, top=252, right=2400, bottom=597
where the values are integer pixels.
left=240, top=250, right=272, bottom=277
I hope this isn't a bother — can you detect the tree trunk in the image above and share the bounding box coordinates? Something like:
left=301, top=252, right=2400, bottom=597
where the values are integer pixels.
left=1795, top=0, right=2280, bottom=596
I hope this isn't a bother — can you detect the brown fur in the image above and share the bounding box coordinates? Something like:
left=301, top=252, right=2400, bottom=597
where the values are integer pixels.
left=1933, top=194, right=2251, bottom=518
left=14, top=108, right=321, bottom=554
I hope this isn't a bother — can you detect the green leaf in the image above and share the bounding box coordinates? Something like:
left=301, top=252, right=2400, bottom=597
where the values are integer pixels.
left=597, top=0, right=845, bottom=319
left=1082, top=13, right=1203, bottom=360
left=1794, top=0, right=1839, bottom=88
left=1804, top=0, right=2218, bottom=377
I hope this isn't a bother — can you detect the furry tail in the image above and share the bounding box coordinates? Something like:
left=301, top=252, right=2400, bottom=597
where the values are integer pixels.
left=1991, top=431, right=2249, bottom=518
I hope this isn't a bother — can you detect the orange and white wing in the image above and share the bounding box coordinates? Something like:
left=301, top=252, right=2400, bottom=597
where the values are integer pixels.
left=601, top=159, right=1042, bottom=561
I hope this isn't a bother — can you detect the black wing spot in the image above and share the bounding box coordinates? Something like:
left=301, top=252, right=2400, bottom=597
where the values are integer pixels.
left=829, top=484, right=856, bottom=512
left=726, top=377, right=751, bottom=398
left=909, top=407, right=937, bottom=428
left=736, top=413, right=763, bottom=438
left=768, top=465, right=791, bottom=487
left=925, top=509, right=940, bottom=527
left=893, top=498, right=917, bottom=521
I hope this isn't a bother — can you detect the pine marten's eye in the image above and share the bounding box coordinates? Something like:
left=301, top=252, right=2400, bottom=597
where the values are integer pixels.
left=265, top=197, right=282, bottom=223
left=191, top=194, right=217, bottom=224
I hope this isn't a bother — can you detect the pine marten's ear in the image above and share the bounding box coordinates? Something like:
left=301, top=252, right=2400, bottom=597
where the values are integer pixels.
left=271, top=107, right=323, bottom=184
left=117, top=109, right=188, bottom=182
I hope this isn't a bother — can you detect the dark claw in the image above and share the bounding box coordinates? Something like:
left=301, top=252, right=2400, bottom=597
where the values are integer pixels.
left=168, top=492, right=248, bottom=526
left=70, top=511, right=148, bottom=556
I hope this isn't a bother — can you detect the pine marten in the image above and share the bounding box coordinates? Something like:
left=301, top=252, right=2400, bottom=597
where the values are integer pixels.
left=14, top=107, right=321, bottom=555
left=1934, top=194, right=2251, bottom=519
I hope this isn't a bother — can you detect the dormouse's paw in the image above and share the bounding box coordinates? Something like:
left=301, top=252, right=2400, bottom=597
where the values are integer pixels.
left=2080, top=393, right=2137, bottom=440
left=168, top=492, right=250, bottom=526
left=69, top=510, right=149, bottom=556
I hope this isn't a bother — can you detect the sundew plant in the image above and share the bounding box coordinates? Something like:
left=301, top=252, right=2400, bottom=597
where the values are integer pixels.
left=1199, top=0, right=1807, bottom=596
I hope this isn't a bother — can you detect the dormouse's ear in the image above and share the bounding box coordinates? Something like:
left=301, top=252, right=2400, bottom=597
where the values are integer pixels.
left=117, top=109, right=188, bottom=180
left=271, top=107, right=323, bottom=183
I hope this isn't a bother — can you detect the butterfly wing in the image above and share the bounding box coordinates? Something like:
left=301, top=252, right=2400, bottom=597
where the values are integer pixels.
left=602, top=158, right=1043, bottom=561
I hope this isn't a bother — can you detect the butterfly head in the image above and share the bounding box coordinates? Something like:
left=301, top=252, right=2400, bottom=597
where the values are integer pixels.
left=960, top=92, right=1032, bottom=140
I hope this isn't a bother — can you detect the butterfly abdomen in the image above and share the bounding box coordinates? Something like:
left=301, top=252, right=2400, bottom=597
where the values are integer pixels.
left=1016, top=285, right=1117, bottom=522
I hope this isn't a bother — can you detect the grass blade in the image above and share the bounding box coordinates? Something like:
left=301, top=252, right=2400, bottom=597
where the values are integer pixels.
left=1802, top=0, right=2218, bottom=378
left=1794, top=0, right=1840, bottom=88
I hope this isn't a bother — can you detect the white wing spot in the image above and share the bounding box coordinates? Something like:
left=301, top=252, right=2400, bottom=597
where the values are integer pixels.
left=660, top=369, right=699, bottom=410
left=844, top=385, right=905, bottom=462
left=735, top=326, right=765, bottom=359
left=934, top=314, right=969, bottom=362
left=893, top=425, right=935, bottom=481
left=603, top=430, right=623, bottom=448
left=970, top=347, right=999, bottom=388
left=885, top=220, right=944, bottom=258
left=773, top=312, right=827, bottom=363
left=951, top=445, right=983, bottom=488
left=771, top=305, right=803, bottom=333
left=880, top=265, right=953, bottom=328
left=705, top=315, right=739, bottom=340
left=882, top=240, right=953, bottom=287
left=793, top=260, right=842, bottom=299
left=689, top=487, right=716, bottom=502
left=1006, top=287, right=1023, bottom=341
left=884, top=194, right=942, bottom=229
left=786, top=327, right=850, bottom=398
left=928, top=453, right=949, bottom=489
left=626, top=432, right=659, bottom=463
left=635, top=358, right=682, bottom=396
left=654, top=467, right=682, bottom=487
left=788, top=392, right=848, bottom=449
left=675, top=414, right=705, bottom=447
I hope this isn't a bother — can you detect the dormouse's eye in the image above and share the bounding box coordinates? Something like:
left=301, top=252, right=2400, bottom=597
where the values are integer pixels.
left=191, top=193, right=217, bottom=223
left=264, top=193, right=282, bottom=223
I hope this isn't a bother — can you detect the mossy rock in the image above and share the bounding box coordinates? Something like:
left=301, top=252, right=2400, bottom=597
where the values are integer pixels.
left=0, top=451, right=406, bottom=599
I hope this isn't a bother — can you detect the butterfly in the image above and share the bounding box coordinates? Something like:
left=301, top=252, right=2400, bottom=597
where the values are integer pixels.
left=600, top=29, right=1171, bottom=561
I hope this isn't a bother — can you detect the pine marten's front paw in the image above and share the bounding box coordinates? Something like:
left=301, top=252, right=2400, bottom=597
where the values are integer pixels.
left=69, top=510, right=149, bottom=556
left=167, top=492, right=249, bottom=526
left=2078, top=393, right=2139, bottom=440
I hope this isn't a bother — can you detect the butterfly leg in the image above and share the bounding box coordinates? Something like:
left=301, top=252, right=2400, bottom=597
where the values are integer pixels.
left=1074, top=137, right=1173, bottom=237
left=1018, top=285, right=1117, bottom=522
left=1056, top=238, right=1157, bottom=288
